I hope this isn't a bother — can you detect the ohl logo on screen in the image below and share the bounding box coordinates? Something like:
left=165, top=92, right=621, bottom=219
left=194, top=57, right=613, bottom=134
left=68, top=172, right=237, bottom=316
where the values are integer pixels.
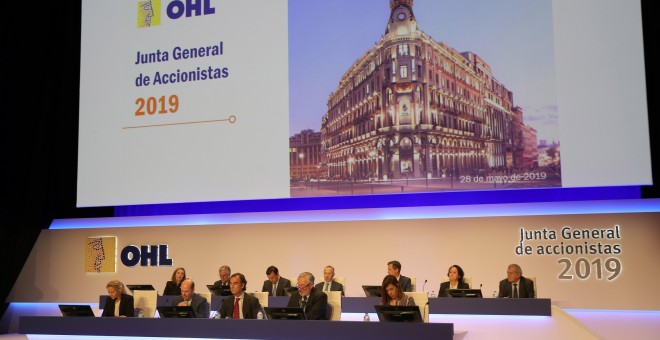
left=138, top=0, right=216, bottom=28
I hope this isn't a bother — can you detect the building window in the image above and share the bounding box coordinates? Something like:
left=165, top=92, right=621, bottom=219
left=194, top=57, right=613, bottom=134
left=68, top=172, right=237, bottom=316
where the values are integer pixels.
left=400, top=65, right=408, bottom=78
left=398, top=44, right=409, bottom=56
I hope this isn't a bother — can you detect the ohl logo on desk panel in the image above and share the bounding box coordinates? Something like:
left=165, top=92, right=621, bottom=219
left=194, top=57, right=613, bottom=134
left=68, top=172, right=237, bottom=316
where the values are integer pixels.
left=85, top=236, right=117, bottom=273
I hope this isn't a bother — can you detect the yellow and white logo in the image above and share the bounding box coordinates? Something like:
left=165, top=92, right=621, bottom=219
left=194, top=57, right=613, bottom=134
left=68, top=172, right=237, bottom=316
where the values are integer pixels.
left=85, top=236, right=117, bottom=273
left=138, top=0, right=160, bottom=28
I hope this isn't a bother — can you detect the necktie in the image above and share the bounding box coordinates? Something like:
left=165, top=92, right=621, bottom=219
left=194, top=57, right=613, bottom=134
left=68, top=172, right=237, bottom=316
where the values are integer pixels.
left=233, top=297, right=240, bottom=319
left=513, top=283, right=518, bottom=298
left=300, top=296, right=308, bottom=310
left=324, top=282, right=330, bottom=292
left=273, top=283, right=277, bottom=296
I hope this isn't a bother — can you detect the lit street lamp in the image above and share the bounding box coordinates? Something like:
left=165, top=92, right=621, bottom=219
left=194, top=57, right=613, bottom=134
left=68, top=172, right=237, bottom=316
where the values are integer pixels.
left=299, top=153, right=304, bottom=181
left=368, top=150, right=376, bottom=180
left=347, top=156, right=355, bottom=181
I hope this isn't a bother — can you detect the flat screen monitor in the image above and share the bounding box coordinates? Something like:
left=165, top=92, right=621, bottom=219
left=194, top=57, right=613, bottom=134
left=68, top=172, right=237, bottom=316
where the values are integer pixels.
left=362, top=285, right=382, bottom=297
left=445, top=288, right=483, bottom=298
left=374, top=305, right=423, bottom=323
left=126, top=284, right=156, bottom=292
left=263, top=307, right=306, bottom=320
left=207, top=284, right=231, bottom=296
left=156, top=306, right=194, bottom=318
left=58, top=304, right=95, bottom=317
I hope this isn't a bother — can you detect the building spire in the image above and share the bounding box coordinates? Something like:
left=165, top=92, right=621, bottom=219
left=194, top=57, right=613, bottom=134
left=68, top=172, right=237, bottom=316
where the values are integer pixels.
left=389, top=0, right=414, bottom=10
left=386, top=0, right=416, bottom=35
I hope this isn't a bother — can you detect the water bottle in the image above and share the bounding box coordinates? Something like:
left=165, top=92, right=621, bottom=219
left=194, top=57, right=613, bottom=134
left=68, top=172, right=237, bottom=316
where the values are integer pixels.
left=363, top=313, right=370, bottom=322
left=492, top=290, right=498, bottom=298
left=214, top=312, right=222, bottom=319
left=430, top=290, right=436, bottom=298
left=137, top=309, right=144, bottom=318
left=257, top=311, right=264, bottom=320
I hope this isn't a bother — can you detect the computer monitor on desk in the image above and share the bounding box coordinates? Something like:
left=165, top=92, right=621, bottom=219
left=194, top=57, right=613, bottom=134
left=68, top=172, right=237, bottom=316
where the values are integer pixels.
left=362, top=285, right=382, bottom=297
left=263, top=307, right=306, bottom=320
left=156, top=306, right=194, bottom=318
left=126, top=284, right=156, bottom=292
left=207, top=284, right=231, bottom=296
left=444, top=288, right=483, bottom=298
left=58, top=304, right=95, bottom=317
left=374, top=305, right=423, bottom=323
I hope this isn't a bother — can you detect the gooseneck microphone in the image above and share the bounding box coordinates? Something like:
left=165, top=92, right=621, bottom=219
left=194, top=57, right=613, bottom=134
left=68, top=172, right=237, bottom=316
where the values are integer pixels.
left=422, top=279, right=427, bottom=292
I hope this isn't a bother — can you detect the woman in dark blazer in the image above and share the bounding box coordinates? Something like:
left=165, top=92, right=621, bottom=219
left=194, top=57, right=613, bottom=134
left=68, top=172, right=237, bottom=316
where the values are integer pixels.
left=163, top=267, right=187, bottom=295
left=439, top=264, right=470, bottom=297
left=102, top=280, right=134, bottom=317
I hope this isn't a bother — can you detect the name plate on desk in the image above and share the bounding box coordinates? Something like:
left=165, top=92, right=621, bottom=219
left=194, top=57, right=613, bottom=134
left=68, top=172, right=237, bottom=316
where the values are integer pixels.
left=429, top=298, right=551, bottom=316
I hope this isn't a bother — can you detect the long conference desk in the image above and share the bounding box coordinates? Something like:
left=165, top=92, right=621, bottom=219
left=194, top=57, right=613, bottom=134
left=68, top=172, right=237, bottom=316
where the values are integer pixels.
left=100, top=295, right=552, bottom=316
left=20, top=297, right=550, bottom=340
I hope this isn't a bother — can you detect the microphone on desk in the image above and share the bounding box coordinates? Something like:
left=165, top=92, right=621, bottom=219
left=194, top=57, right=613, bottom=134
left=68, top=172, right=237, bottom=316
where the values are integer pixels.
left=422, top=279, right=427, bottom=292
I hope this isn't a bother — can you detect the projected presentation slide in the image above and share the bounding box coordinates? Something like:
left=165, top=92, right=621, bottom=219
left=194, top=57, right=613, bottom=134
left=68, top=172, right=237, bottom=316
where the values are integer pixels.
left=78, top=0, right=651, bottom=207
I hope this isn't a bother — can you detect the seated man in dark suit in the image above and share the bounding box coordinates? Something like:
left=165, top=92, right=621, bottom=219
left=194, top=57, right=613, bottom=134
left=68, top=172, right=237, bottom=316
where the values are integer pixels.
left=388, top=260, right=413, bottom=292
left=262, top=265, right=292, bottom=296
left=219, top=273, right=262, bottom=319
left=314, top=265, right=344, bottom=296
left=497, top=263, right=535, bottom=298
left=212, top=265, right=231, bottom=287
left=287, top=272, right=328, bottom=320
left=172, top=279, right=210, bottom=318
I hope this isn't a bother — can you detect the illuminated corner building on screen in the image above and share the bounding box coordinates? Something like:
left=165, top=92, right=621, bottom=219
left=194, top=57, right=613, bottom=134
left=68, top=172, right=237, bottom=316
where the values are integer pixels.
left=321, top=0, right=553, bottom=184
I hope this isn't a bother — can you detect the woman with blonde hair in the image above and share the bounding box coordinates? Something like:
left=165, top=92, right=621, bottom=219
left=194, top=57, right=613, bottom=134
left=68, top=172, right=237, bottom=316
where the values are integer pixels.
left=102, top=280, right=134, bottom=317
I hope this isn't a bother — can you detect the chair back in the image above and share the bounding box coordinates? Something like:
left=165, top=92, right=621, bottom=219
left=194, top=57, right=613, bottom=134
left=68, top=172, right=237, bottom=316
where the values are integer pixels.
left=525, top=276, right=537, bottom=298
left=404, top=291, right=429, bottom=322
left=248, top=291, right=269, bottom=308
left=133, top=289, right=157, bottom=318
left=325, top=290, right=342, bottom=321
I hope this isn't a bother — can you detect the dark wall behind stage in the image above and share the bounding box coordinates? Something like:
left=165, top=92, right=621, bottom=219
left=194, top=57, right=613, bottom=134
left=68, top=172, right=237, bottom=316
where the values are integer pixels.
left=1, top=0, right=658, bottom=321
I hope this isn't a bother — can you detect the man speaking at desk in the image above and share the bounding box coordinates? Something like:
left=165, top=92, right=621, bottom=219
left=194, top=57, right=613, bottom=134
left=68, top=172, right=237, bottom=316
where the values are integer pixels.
left=287, top=272, right=328, bottom=320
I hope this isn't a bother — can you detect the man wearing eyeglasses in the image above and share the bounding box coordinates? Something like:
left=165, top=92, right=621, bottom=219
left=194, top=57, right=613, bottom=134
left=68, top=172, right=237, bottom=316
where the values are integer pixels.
left=213, top=265, right=232, bottom=287
left=286, top=272, right=328, bottom=320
